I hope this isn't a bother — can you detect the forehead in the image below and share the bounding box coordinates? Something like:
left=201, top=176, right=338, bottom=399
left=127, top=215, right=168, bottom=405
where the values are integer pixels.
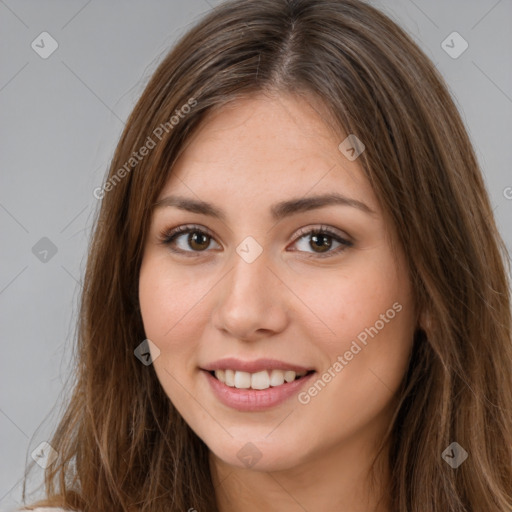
left=158, top=91, right=378, bottom=215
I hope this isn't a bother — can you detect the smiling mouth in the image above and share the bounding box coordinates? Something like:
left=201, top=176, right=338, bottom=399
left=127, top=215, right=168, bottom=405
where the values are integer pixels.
left=208, top=369, right=315, bottom=390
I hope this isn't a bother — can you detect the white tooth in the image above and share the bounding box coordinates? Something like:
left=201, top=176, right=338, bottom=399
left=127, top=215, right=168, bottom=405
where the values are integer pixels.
left=284, top=370, right=296, bottom=383
left=234, top=371, right=251, bottom=389
left=225, top=369, right=235, bottom=387
left=296, top=370, right=307, bottom=378
left=269, top=369, right=285, bottom=386
left=251, top=370, right=270, bottom=390
left=214, top=369, right=226, bottom=383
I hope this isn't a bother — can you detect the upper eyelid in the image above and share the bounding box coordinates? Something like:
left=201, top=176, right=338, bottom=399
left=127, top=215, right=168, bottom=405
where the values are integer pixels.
left=294, top=224, right=350, bottom=239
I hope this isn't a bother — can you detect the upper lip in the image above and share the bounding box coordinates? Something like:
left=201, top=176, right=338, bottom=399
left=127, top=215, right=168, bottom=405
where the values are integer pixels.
left=201, top=358, right=314, bottom=373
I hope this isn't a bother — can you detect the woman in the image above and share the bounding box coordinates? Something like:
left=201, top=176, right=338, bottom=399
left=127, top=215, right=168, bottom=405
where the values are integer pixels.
left=21, top=0, right=512, bottom=510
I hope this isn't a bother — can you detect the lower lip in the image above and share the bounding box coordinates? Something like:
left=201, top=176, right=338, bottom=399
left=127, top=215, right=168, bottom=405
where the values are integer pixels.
left=203, top=370, right=316, bottom=412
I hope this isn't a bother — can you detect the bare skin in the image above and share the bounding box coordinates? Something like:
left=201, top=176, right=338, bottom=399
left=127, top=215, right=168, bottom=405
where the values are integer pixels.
left=138, top=90, right=417, bottom=511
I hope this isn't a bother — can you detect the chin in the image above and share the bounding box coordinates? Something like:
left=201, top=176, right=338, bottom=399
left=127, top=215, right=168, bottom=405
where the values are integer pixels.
left=205, top=433, right=310, bottom=472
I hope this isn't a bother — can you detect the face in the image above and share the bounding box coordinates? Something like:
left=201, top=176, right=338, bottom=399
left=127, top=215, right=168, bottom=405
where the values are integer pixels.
left=138, top=91, right=417, bottom=472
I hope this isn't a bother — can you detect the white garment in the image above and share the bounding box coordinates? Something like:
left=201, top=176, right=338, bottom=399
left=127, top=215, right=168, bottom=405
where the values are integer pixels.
left=18, top=508, right=73, bottom=512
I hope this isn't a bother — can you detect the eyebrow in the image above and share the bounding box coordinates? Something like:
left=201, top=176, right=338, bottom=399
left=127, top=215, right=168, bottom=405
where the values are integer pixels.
left=153, top=192, right=376, bottom=221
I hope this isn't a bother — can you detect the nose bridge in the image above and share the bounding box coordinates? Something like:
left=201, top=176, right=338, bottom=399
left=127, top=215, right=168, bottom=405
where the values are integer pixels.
left=212, top=239, right=287, bottom=338
left=227, top=240, right=273, bottom=305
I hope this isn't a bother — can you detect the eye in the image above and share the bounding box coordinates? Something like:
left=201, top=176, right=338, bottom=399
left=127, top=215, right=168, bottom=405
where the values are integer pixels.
left=158, top=224, right=353, bottom=258
left=289, top=225, right=353, bottom=258
left=158, top=224, right=220, bottom=255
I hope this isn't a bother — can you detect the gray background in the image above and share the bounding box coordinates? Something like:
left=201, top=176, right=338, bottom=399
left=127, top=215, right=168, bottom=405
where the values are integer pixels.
left=1, top=0, right=511, bottom=509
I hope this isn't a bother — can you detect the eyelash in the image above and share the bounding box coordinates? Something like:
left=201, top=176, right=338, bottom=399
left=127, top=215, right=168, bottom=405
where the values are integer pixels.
left=157, top=224, right=353, bottom=259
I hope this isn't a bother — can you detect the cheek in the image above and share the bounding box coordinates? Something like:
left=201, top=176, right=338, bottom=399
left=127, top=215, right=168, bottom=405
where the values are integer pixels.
left=296, top=249, right=415, bottom=393
left=138, top=257, right=204, bottom=368
left=296, top=273, right=414, bottom=443
left=322, top=257, right=414, bottom=399
left=139, top=255, right=208, bottom=337
left=289, top=249, right=411, bottom=344
left=138, top=257, right=206, bottom=414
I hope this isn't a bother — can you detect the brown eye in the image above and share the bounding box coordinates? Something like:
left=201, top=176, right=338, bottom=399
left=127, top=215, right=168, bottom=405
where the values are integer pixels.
left=309, top=232, right=333, bottom=253
left=159, top=225, right=221, bottom=255
left=159, top=224, right=352, bottom=259
left=291, top=226, right=353, bottom=258
left=187, top=231, right=210, bottom=251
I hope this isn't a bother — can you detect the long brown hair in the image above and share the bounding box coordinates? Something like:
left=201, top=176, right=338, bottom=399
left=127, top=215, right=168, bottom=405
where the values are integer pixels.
left=22, top=0, right=512, bottom=510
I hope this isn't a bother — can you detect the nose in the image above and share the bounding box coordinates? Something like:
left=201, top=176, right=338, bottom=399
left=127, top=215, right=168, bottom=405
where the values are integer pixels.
left=211, top=246, right=289, bottom=341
